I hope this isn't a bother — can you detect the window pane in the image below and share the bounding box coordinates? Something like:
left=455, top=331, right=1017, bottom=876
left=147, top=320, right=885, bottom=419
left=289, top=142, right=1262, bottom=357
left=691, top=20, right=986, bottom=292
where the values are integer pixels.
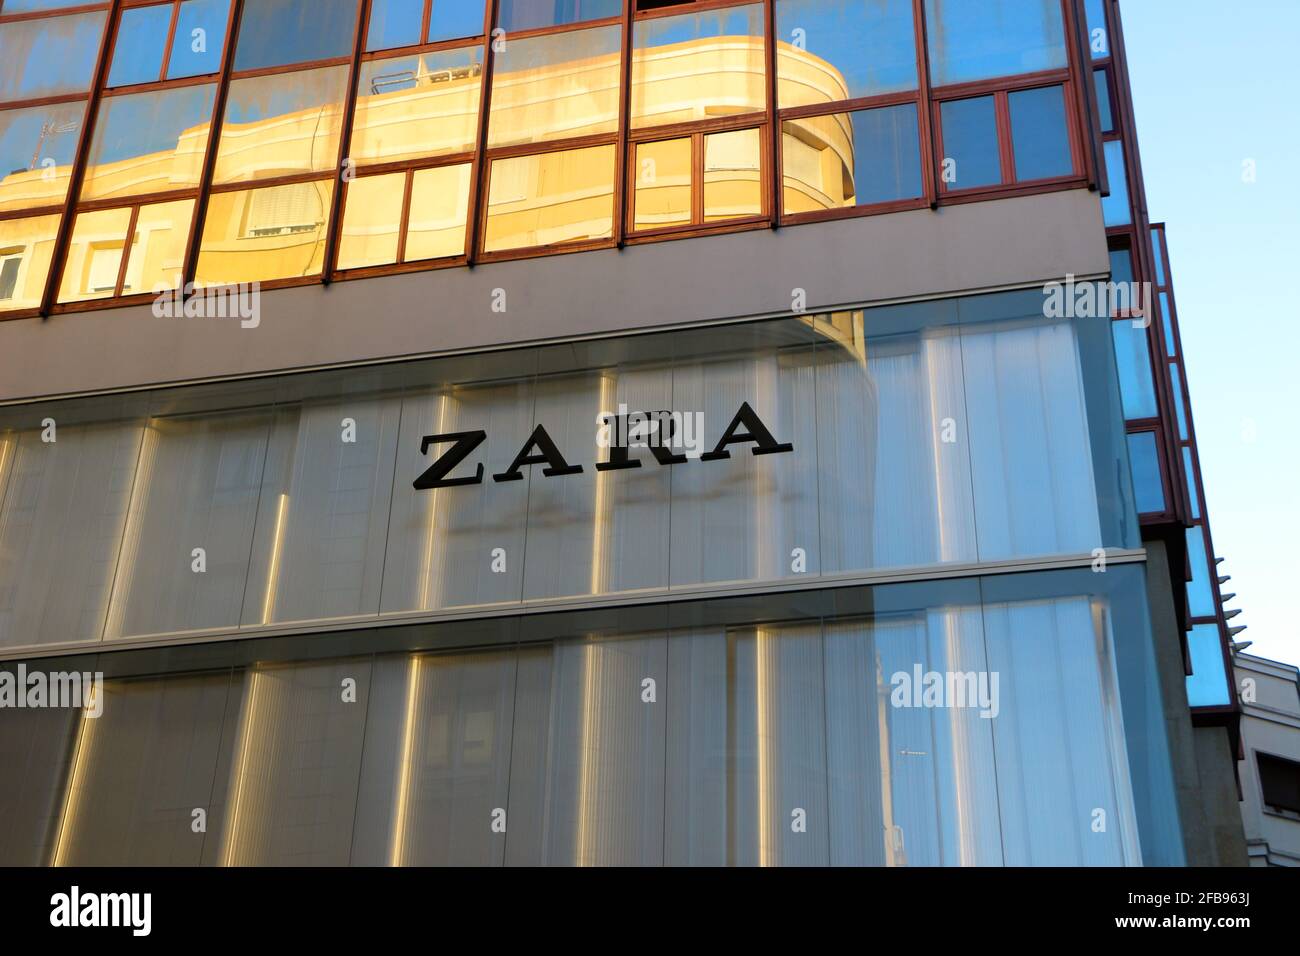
left=1150, top=228, right=1166, bottom=285
left=0, top=102, right=86, bottom=212
left=195, top=180, right=334, bottom=284
left=632, top=4, right=766, bottom=129
left=81, top=85, right=216, bottom=202
left=429, top=0, right=487, bottom=42
left=1093, top=68, right=1113, bottom=133
left=497, top=0, right=619, bottom=32
left=122, top=199, right=195, bottom=295
left=484, top=144, right=614, bottom=253
left=634, top=137, right=692, bottom=231
left=1126, top=431, right=1164, bottom=514
left=1183, top=447, right=1200, bottom=520
left=1169, top=363, right=1188, bottom=441
left=925, top=0, right=1067, bottom=86
left=214, top=66, right=349, bottom=185
left=775, top=0, right=917, bottom=108
left=58, top=207, right=133, bottom=303
left=1009, top=85, right=1071, bottom=181
left=1185, top=526, right=1215, bottom=618
left=366, top=0, right=423, bottom=50
left=940, top=95, right=1001, bottom=189
left=406, top=162, right=471, bottom=261
left=1102, top=139, right=1130, bottom=226
left=338, top=172, right=404, bottom=269
left=1085, top=0, right=1109, bottom=59
left=2, top=0, right=93, bottom=10
left=488, top=26, right=622, bottom=148
left=1108, top=246, right=1132, bottom=286
left=0, top=11, right=108, bottom=101
left=1110, top=320, right=1156, bottom=420
left=703, top=128, right=761, bottom=221
left=169, top=0, right=232, bottom=79
left=1160, top=292, right=1174, bottom=356
left=108, top=4, right=172, bottom=88
left=352, top=47, right=483, bottom=165
left=1186, top=624, right=1228, bottom=707
left=233, top=0, right=358, bottom=71
left=0, top=214, right=60, bottom=312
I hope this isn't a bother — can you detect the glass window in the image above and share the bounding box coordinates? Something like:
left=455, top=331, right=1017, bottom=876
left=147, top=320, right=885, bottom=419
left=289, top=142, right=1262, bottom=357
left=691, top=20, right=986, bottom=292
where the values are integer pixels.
left=632, top=3, right=766, bottom=129
left=1150, top=228, right=1166, bottom=285
left=108, top=4, right=174, bottom=88
left=367, top=0, right=424, bottom=50
left=488, top=25, right=622, bottom=149
left=634, top=137, right=692, bottom=231
left=1185, top=526, right=1215, bottom=618
left=1185, top=624, right=1228, bottom=707
left=0, top=102, right=86, bottom=212
left=783, top=104, right=922, bottom=214
left=1257, top=754, right=1300, bottom=815
left=703, top=128, right=762, bottom=221
left=1169, top=363, right=1188, bottom=441
left=338, top=172, right=404, bottom=269
left=233, top=0, right=358, bottom=71
left=81, top=85, right=216, bottom=202
left=121, top=199, right=195, bottom=295
left=195, top=179, right=335, bottom=285
left=775, top=0, right=917, bottom=108
left=497, top=0, right=620, bottom=32
left=1093, top=68, right=1113, bottom=133
left=1, top=0, right=95, bottom=10
left=940, top=95, right=1001, bottom=190
left=429, top=0, right=488, bottom=42
left=1108, top=246, right=1132, bottom=286
left=1085, top=0, right=1109, bottom=59
left=1160, top=292, right=1174, bottom=356
left=0, top=213, right=60, bottom=312
left=1126, top=431, right=1164, bottom=514
left=484, top=143, right=614, bottom=253
left=170, top=0, right=233, bottom=79
left=58, top=207, right=133, bottom=303
left=352, top=47, right=483, bottom=165
left=406, top=162, right=470, bottom=260
left=0, top=12, right=107, bottom=102
left=1111, top=320, right=1156, bottom=420
left=1009, top=85, right=1071, bottom=181
left=924, top=0, right=1067, bottom=87
left=1182, top=446, right=1200, bottom=520
left=1102, top=139, right=1130, bottom=226
left=214, top=66, right=349, bottom=185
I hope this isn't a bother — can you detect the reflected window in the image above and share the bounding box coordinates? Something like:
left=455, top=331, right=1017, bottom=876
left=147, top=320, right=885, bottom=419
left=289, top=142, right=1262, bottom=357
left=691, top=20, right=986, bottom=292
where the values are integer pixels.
left=0, top=102, right=86, bottom=212
left=0, top=213, right=60, bottom=312
left=1111, top=320, right=1156, bottom=420
left=632, top=3, right=765, bottom=129
left=58, top=207, right=132, bottom=303
left=497, top=0, right=620, bottom=32
left=782, top=103, right=921, bottom=214
left=214, top=66, right=349, bottom=185
left=703, top=128, right=762, bottom=221
left=924, top=0, right=1067, bottom=87
left=171, top=0, right=232, bottom=77
left=634, top=137, right=692, bottom=231
left=367, top=0, right=487, bottom=49
left=105, top=0, right=231, bottom=87
left=1125, top=431, right=1164, bottom=514
left=82, top=85, right=216, bottom=202
left=195, top=179, right=335, bottom=285
left=352, top=47, right=483, bottom=165
left=484, top=144, right=614, bottom=253
left=775, top=0, right=917, bottom=108
left=1009, top=85, right=1071, bottom=181
left=939, top=95, right=1000, bottom=189
left=233, top=0, right=358, bottom=71
left=337, top=163, right=471, bottom=269
left=0, top=11, right=108, bottom=101
left=406, top=163, right=471, bottom=260
left=631, top=127, right=764, bottom=232
left=488, top=25, right=622, bottom=149
left=57, top=199, right=195, bottom=302
left=107, top=4, right=175, bottom=88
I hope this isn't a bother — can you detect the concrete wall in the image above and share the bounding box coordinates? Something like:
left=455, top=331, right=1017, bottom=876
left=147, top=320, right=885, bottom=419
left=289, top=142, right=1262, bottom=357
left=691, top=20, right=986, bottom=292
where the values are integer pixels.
left=0, top=188, right=1108, bottom=403
left=1235, top=653, right=1300, bottom=866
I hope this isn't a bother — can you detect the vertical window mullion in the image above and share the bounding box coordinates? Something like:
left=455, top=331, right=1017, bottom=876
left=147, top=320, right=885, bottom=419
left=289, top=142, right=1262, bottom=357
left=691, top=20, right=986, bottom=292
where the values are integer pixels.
left=322, top=0, right=372, bottom=285
left=911, top=0, right=938, bottom=208
left=159, top=0, right=182, bottom=82
left=112, top=202, right=141, bottom=297
left=613, top=0, right=632, bottom=246
left=763, top=0, right=777, bottom=226
left=420, top=0, right=432, bottom=47
left=995, top=90, right=1015, bottom=185
left=395, top=168, right=414, bottom=264
left=39, top=0, right=123, bottom=317
left=468, top=0, right=501, bottom=262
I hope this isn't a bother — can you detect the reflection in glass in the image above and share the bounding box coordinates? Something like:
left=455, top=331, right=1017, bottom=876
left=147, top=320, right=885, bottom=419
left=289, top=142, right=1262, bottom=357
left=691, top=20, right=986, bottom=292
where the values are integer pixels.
left=0, top=101, right=86, bottom=212
left=339, top=173, right=405, bottom=269
left=81, top=85, right=216, bottom=201
left=1169, top=363, right=1188, bottom=441
left=1094, top=68, right=1113, bottom=132
left=58, top=206, right=132, bottom=303
left=195, top=180, right=334, bottom=285
left=484, top=144, right=614, bottom=253
left=1009, top=85, right=1072, bottom=181
left=703, top=128, right=761, bottom=221
left=1183, top=446, right=1200, bottom=520
left=352, top=47, right=482, bottom=165
left=170, top=0, right=232, bottom=78
left=122, top=199, right=195, bottom=295
left=0, top=213, right=60, bottom=312
left=233, top=0, right=357, bottom=71
left=782, top=103, right=921, bottom=213
left=924, top=0, right=1067, bottom=86
left=1185, top=526, right=1215, bottom=618
left=634, top=137, right=692, bottom=231
left=632, top=4, right=765, bottom=129
left=1111, top=319, right=1157, bottom=420
left=487, top=26, right=621, bottom=149
left=940, top=96, right=1001, bottom=189
left=214, top=66, right=349, bottom=185
left=367, top=0, right=424, bottom=50
left=1085, top=0, right=1109, bottom=59
left=497, top=0, right=619, bottom=32
left=1125, top=431, right=1165, bottom=514
left=1102, top=139, right=1130, bottom=226
left=429, top=0, right=488, bottom=43
left=406, top=162, right=470, bottom=260
left=0, top=12, right=107, bottom=101
left=775, top=0, right=918, bottom=108
left=1186, top=624, right=1229, bottom=707
left=107, top=3, right=173, bottom=88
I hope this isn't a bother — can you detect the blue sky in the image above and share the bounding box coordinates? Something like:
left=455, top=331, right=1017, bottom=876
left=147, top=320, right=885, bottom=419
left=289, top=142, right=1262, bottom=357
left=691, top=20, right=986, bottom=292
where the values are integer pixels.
left=1121, top=1, right=1300, bottom=665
